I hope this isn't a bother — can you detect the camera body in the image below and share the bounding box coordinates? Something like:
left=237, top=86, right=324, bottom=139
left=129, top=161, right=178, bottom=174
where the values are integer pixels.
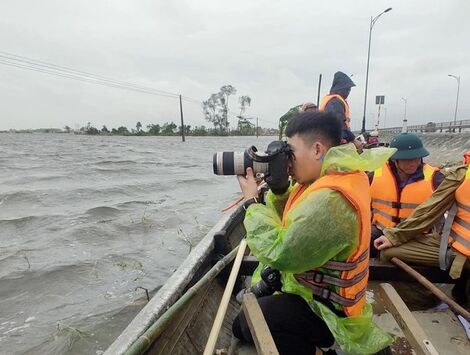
left=236, top=266, right=282, bottom=303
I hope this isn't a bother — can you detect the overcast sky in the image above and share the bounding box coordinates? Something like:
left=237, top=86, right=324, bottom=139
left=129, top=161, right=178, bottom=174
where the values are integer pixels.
left=0, top=0, right=469, bottom=131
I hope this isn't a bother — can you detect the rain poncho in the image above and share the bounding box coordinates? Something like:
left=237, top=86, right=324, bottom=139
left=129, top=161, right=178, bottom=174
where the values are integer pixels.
left=244, top=144, right=396, bottom=354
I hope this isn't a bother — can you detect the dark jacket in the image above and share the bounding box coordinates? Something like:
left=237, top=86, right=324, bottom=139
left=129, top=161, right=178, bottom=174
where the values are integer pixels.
left=325, top=71, right=356, bottom=142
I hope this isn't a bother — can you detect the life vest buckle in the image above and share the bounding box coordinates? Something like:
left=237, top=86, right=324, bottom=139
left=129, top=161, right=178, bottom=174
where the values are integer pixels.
left=320, top=287, right=331, bottom=300
left=391, top=201, right=401, bottom=209
left=313, top=272, right=324, bottom=284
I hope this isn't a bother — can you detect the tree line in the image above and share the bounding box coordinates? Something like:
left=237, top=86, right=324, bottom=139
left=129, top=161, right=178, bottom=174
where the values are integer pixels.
left=75, top=121, right=278, bottom=136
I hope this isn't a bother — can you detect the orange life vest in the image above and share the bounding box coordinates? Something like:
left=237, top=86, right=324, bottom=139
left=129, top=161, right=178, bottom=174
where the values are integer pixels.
left=464, top=151, right=470, bottom=165
left=282, top=171, right=371, bottom=317
left=370, top=162, right=438, bottom=230
left=450, top=167, right=470, bottom=257
left=319, top=94, right=351, bottom=127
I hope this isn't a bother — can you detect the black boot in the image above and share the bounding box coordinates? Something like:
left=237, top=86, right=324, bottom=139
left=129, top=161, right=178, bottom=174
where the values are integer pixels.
left=451, top=276, right=469, bottom=304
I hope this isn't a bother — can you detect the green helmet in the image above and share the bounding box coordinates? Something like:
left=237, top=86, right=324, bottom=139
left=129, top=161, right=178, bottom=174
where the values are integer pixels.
left=389, top=133, right=429, bottom=160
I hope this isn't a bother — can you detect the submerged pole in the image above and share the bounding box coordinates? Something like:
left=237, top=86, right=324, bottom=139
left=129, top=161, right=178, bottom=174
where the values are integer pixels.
left=179, top=94, right=185, bottom=142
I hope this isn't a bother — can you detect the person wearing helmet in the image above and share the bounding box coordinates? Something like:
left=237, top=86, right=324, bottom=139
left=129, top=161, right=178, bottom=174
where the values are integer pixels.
left=368, top=133, right=444, bottom=257
left=374, top=154, right=470, bottom=304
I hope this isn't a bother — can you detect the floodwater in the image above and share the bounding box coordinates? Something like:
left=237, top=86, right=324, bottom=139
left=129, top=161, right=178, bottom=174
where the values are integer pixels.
left=0, top=133, right=276, bottom=354
left=0, top=132, right=469, bottom=354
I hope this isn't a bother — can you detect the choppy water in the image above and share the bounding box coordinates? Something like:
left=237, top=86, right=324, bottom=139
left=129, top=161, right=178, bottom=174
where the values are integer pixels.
left=0, top=133, right=277, bottom=355
left=1, top=132, right=469, bottom=355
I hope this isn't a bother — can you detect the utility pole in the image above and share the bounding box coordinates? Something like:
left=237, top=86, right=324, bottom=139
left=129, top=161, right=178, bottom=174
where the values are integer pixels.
left=401, top=97, right=407, bottom=133
left=179, top=94, right=185, bottom=142
left=316, top=74, right=322, bottom=107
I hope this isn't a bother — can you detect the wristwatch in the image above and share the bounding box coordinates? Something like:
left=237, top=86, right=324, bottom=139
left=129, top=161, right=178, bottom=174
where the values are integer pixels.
left=243, top=197, right=259, bottom=210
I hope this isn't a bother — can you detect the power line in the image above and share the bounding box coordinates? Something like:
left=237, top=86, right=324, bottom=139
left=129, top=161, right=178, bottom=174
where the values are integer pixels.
left=0, top=51, right=204, bottom=103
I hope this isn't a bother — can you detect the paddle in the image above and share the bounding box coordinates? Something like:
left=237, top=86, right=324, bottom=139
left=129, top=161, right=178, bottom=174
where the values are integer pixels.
left=391, top=257, right=470, bottom=322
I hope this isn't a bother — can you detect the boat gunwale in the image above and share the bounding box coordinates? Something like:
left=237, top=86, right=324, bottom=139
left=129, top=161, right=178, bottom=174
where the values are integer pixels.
left=104, top=206, right=245, bottom=355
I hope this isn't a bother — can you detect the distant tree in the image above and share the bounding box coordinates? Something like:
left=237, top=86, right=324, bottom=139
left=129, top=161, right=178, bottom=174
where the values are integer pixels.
left=85, top=122, right=100, bottom=135
left=237, top=95, right=252, bottom=133
left=203, top=93, right=223, bottom=132
left=219, top=85, right=237, bottom=132
left=202, top=85, right=237, bottom=134
left=136, top=121, right=142, bottom=132
left=162, top=122, right=177, bottom=135
left=238, top=95, right=251, bottom=118
left=64, top=125, right=71, bottom=133
left=116, top=126, right=130, bottom=135
left=238, top=118, right=255, bottom=135
left=147, top=124, right=161, bottom=135
left=192, top=125, right=208, bottom=136
left=101, top=125, right=109, bottom=133
left=278, top=105, right=301, bottom=139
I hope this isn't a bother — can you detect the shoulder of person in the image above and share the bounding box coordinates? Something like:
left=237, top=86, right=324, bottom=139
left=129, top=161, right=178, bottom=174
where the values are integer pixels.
left=442, top=164, right=468, bottom=182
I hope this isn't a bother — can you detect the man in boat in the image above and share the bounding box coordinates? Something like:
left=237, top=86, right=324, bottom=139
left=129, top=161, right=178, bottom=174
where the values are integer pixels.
left=369, top=132, right=444, bottom=257
left=233, top=110, right=395, bottom=354
left=374, top=154, right=470, bottom=304
left=318, top=71, right=358, bottom=146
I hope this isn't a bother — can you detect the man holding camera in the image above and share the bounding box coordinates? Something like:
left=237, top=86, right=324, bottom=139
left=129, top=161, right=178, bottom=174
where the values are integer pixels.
left=232, top=110, right=394, bottom=354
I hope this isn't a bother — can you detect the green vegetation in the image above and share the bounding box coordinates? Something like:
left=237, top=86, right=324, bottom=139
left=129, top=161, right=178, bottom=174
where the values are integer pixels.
left=75, top=121, right=277, bottom=136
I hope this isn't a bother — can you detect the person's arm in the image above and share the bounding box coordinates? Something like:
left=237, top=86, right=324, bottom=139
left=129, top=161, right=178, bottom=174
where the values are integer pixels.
left=263, top=186, right=292, bottom=220
left=432, top=170, right=445, bottom=190
left=244, top=189, right=359, bottom=273
left=383, top=166, right=467, bottom=246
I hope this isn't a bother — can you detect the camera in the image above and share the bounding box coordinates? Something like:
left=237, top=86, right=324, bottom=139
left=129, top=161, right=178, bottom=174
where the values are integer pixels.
left=236, top=266, right=282, bottom=303
left=213, top=140, right=291, bottom=176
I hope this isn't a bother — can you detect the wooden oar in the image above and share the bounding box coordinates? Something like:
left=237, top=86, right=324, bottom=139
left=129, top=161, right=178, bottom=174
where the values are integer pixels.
left=204, top=239, right=248, bottom=355
left=391, top=257, right=470, bottom=322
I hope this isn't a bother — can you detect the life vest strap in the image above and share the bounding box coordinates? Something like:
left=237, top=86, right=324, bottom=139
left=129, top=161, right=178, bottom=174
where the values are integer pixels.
left=457, top=201, right=470, bottom=213
left=372, top=208, right=402, bottom=224
left=306, top=283, right=366, bottom=307
left=296, top=267, right=368, bottom=288
left=322, top=249, right=368, bottom=271
left=455, top=216, right=470, bottom=230
left=439, top=202, right=457, bottom=270
left=372, top=198, right=420, bottom=210
left=450, top=230, right=470, bottom=249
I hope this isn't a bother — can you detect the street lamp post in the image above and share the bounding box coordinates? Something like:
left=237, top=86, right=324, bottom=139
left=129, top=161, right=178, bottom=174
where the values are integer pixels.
left=401, top=97, right=407, bottom=133
left=382, top=107, right=387, bottom=128
left=448, top=74, right=461, bottom=124
left=361, top=7, right=392, bottom=133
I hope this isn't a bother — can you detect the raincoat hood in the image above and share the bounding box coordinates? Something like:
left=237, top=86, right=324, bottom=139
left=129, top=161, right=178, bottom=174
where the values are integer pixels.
left=320, top=143, right=397, bottom=176
left=330, top=71, right=356, bottom=98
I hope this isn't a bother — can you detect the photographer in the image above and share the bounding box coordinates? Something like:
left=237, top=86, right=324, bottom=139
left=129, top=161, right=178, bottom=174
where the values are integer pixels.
left=232, top=111, right=395, bottom=354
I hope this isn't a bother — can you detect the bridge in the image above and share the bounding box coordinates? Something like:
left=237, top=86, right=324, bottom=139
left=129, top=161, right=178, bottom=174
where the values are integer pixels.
left=374, top=119, right=470, bottom=134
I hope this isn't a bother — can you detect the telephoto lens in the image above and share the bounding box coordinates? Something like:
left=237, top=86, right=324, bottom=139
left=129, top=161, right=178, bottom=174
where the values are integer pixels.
left=212, top=149, right=269, bottom=175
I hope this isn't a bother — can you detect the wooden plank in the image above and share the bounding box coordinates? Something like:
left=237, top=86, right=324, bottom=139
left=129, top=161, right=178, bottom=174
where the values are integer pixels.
left=242, top=293, right=279, bottom=355
left=379, top=283, right=439, bottom=355
left=204, top=240, right=248, bottom=355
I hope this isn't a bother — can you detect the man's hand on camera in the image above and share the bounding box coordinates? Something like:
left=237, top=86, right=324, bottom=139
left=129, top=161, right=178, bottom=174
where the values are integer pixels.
left=237, top=167, right=259, bottom=200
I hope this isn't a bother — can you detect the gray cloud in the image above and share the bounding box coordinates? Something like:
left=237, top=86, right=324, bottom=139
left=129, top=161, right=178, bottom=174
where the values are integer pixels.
left=0, top=0, right=469, bottom=131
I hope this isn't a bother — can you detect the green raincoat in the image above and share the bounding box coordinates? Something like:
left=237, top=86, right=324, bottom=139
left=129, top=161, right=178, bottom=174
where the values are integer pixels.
left=244, top=144, right=396, bottom=354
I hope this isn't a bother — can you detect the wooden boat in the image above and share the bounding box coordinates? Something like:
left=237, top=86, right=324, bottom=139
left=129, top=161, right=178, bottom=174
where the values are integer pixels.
left=104, top=206, right=469, bottom=355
